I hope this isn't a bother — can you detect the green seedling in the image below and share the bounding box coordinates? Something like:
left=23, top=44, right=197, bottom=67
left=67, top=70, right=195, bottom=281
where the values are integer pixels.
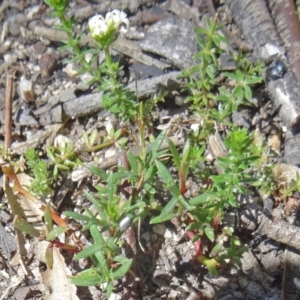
left=47, top=141, right=81, bottom=179
left=24, top=148, right=52, bottom=196
left=82, top=127, right=128, bottom=153
left=69, top=226, right=132, bottom=297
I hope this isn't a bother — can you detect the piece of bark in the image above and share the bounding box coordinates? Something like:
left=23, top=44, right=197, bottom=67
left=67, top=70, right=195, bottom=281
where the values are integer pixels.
left=0, top=222, right=17, bottom=259
left=162, top=0, right=202, bottom=27
left=33, top=84, right=89, bottom=116
left=127, top=71, right=182, bottom=99
left=112, top=38, right=172, bottom=70
left=139, top=17, right=199, bottom=69
left=282, top=247, right=300, bottom=300
left=225, top=202, right=300, bottom=299
left=224, top=203, right=300, bottom=251
left=39, top=104, right=63, bottom=126
left=226, top=0, right=283, bottom=55
left=284, top=129, right=300, bottom=165
left=130, top=63, right=165, bottom=80
left=15, top=109, right=39, bottom=127
left=63, top=92, right=103, bottom=119
left=11, top=124, right=63, bottom=154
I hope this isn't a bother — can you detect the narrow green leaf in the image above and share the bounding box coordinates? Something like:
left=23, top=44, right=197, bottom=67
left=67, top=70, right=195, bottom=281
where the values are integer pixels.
left=112, top=259, right=133, bottom=280
left=150, top=130, right=166, bottom=162
left=168, top=138, right=181, bottom=169
left=84, top=191, right=105, bottom=219
left=75, top=243, right=102, bottom=260
left=88, top=165, right=108, bottom=180
left=13, top=216, right=40, bottom=237
left=189, top=192, right=218, bottom=206
left=127, top=152, right=139, bottom=173
left=90, top=225, right=105, bottom=245
left=223, top=72, right=238, bottom=81
left=197, top=255, right=219, bottom=275
left=156, top=160, right=180, bottom=198
left=180, top=141, right=191, bottom=178
left=63, top=211, right=91, bottom=222
left=178, top=196, right=193, bottom=210
left=244, top=85, right=252, bottom=101
left=45, top=243, right=54, bottom=270
left=46, top=226, right=68, bottom=241
left=144, top=164, right=156, bottom=183
left=114, top=255, right=130, bottom=263
left=82, top=131, right=89, bottom=146
left=92, top=250, right=110, bottom=277
left=211, top=241, right=223, bottom=256
left=150, top=197, right=178, bottom=224
left=90, top=129, right=98, bottom=145
left=44, top=202, right=53, bottom=234
left=69, top=268, right=104, bottom=286
left=204, top=226, right=215, bottom=242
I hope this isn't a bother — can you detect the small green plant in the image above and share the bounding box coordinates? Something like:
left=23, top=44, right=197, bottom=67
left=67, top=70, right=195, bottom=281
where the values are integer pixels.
left=45, top=0, right=137, bottom=121
left=182, top=18, right=226, bottom=117
left=47, top=141, right=81, bottom=179
left=82, top=127, right=128, bottom=153
left=182, top=19, right=263, bottom=126
left=24, top=148, right=52, bottom=196
left=63, top=130, right=169, bottom=297
left=18, top=2, right=273, bottom=294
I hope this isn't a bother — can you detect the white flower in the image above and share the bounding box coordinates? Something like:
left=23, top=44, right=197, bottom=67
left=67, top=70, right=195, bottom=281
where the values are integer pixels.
left=106, top=10, right=129, bottom=29
left=89, top=15, right=108, bottom=38
left=89, top=10, right=129, bottom=40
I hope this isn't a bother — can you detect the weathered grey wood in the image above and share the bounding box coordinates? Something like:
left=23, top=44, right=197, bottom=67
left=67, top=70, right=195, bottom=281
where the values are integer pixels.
left=139, top=17, right=199, bottom=69
left=226, top=0, right=282, bottom=53
left=267, top=0, right=300, bottom=82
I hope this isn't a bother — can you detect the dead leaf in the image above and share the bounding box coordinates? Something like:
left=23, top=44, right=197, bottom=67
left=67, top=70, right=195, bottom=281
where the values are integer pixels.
left=268, top=134, right=281, bottom=155
left=40, top=245, right=79, bottom=300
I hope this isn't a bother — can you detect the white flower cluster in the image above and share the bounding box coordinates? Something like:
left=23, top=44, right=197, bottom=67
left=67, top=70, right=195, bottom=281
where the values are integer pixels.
left=89, top=10, right=129, bottom=39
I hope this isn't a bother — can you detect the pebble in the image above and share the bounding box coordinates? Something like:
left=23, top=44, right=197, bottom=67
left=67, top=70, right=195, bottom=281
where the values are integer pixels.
left=229, top=283, right=239, bottom=290
left=233, top=291, right=244, bottom=299
left=19, top=77, right=35, bottom=103
left=40, top=53, right=57, bottom=78
left=141, top=231, right=151, bottom=242
left=152, top=224, right=166, bottom=236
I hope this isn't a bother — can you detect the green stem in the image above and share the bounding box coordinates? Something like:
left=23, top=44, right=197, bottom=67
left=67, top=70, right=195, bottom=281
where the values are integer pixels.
left=57, top=11, right=102, bottom=84
left=104, top=46, right=117, bottom=94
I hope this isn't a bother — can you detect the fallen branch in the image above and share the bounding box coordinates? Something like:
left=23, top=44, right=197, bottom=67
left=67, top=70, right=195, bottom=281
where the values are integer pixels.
left=267, top=0, right=300, bottom=82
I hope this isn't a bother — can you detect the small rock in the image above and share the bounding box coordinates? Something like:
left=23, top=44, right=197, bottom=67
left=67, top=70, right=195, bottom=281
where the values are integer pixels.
left=141, top=232, right=151, bottom=242
left=186, top=291, right=201, bottom=300
left=33, top=42, right=47, bottom=55
left=233, top=291, right=244, bottom=299
left=40, top=53, right=58, bottom=78
left=151, top=234, right=158, bottom=243
left=245, top=281, right=265, bottom=299
left=153, top=224, right=166, bottom=236
left=230, top=283, right=239, bottom=290
left=8, top=21, right=20, bottom=36
left=19, top=77, right=35, bottom=103
left=54, top=134, right=73, bottom=149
